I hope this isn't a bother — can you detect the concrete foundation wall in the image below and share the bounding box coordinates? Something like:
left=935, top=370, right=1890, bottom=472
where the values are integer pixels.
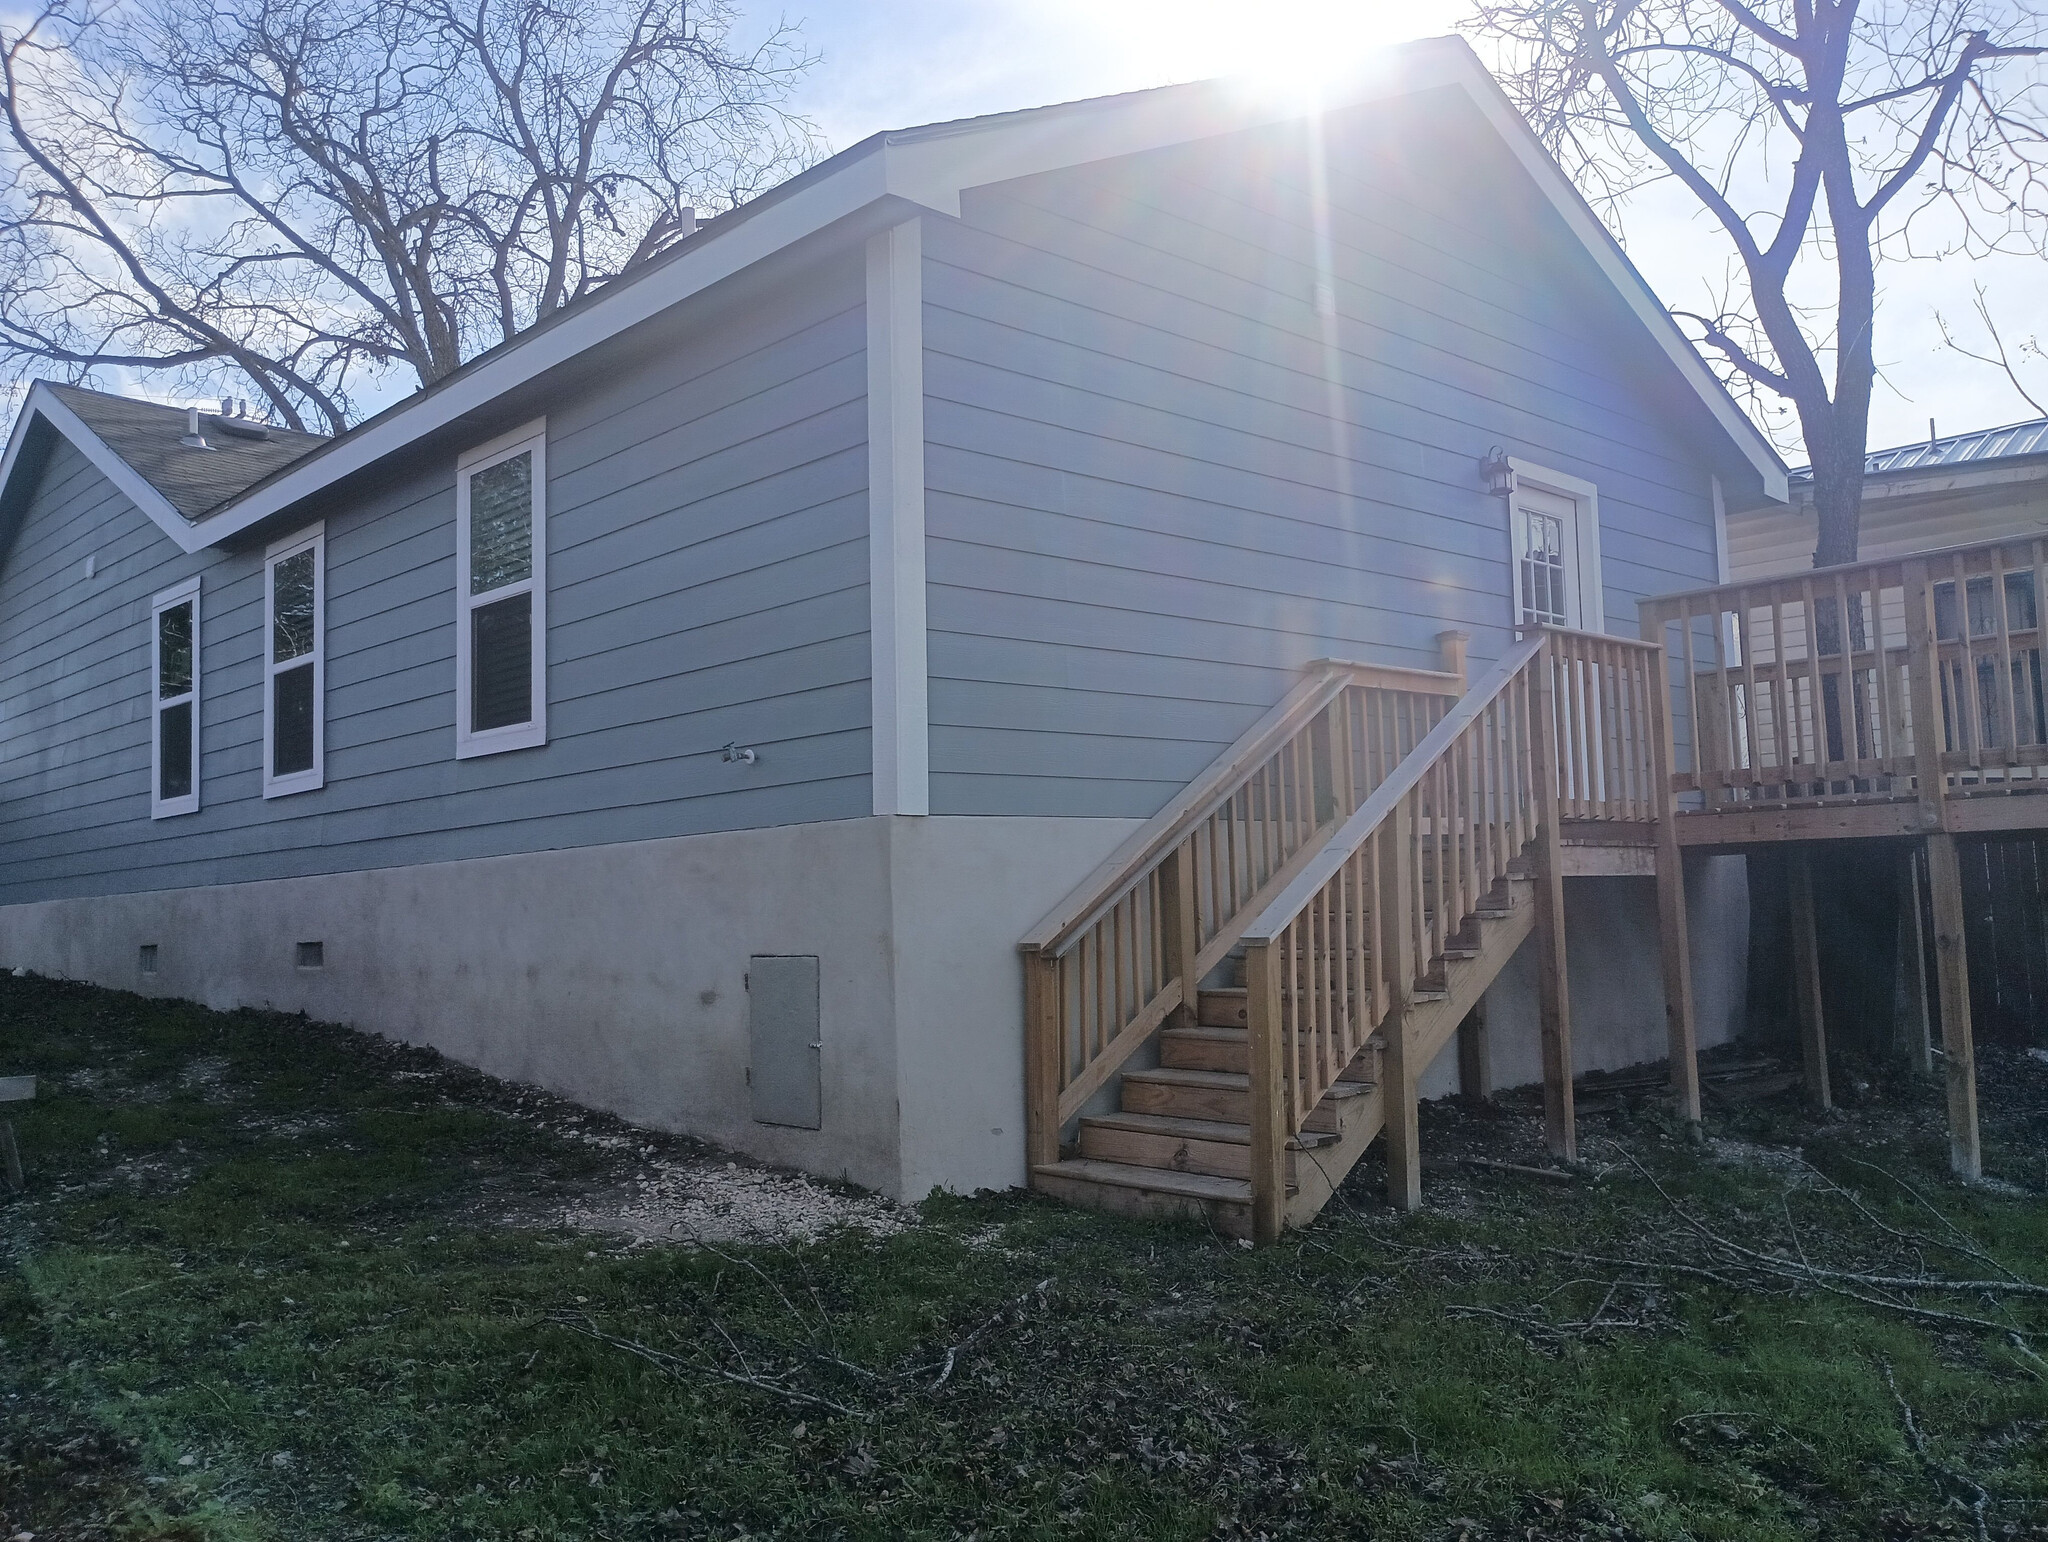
left=0, top=819, right=1744, bottom=1196
left=0, top=814, right=1137, bottom=1200
left=1423, top=852, right=1750, bottom=1098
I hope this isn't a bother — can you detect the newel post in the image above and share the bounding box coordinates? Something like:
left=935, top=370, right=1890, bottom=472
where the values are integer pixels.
left=1243, top=937, right=1288, bottom=1244
left=1902, top=557, right=1948, bottom=831
left=1638, top=625, right=1702, bottom=1123
left=1527, top=634, right=1577, bottom=1161
left=1022, top=947, right=1061, bottom=1173
left=1437, top=629, right=1471, bottom=690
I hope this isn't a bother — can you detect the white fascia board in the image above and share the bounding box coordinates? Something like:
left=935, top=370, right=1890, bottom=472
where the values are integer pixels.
left=0, top=383, right=206, bottom=553
left=165, top=35, right=1783, bottom=546
left=1439, top=56, right=1789, bottom=505
left=180, top=144, right=909, bottom=550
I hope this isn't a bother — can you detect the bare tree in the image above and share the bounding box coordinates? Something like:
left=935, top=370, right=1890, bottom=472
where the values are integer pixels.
left=1470, top=0, right=2047, bottom=565
left=0, top=0, right=817, bottom=432
left=1936, top=282, right=2047, bottom=417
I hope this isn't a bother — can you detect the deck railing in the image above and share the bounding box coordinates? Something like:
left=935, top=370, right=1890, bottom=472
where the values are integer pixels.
left=1639, top=534, right=2048, bottom=815
left=1018, top=650, right=1466, bottom=1170
left=1235, top=627, right=1667, bottom=1239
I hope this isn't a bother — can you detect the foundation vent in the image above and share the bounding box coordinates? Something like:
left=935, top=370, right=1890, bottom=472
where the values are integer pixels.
left=139, top=944, right=158, bottom=974
left=296, top=941, right=324, bottom=969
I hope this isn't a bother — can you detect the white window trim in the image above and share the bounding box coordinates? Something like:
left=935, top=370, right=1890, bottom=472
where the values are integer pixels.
left=263, top=521, right=326, bottom=798
left=1506, top=458, right=1604, bottom=635
left=150, top=575, right=201, bottom=819
left=454, top=418, right=547, bottom=759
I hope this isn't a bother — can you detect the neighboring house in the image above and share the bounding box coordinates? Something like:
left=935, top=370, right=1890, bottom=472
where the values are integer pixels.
left=0, top=37, right=1786, bottom=1218
left=1728, top=417, right=2048, bottom=580
left=1721, top=416, right=2048, bottom=1050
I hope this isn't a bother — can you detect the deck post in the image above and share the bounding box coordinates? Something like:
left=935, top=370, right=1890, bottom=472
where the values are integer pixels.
left=1158, top=842, right=1199, bottom=1030
left=1902, top=557, right=1948, bottom=831
left=1923, top=832, right=1982, bottom=1179
left=1638, top=625, right=1702, bottom=1123
left=1379, top=797, right=1422, bottom=1209
left=1896, top=845, right=1933, bottom=1076
left=1527, top=636, right=1576, bottom=1161
left=1243, top=938, right=1288, bottom=1243
left=1022, top=948, right=1062, bottom=1173
left=1456, top=1001, right=1492, bottom=1102
left=1789, top=847, right=1831, bottom=1111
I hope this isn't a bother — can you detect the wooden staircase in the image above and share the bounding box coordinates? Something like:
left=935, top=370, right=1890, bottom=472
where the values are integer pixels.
left=1021, top=626, right=1694, bottom=1241
left=1032, top=874, right=1534, bottom=1238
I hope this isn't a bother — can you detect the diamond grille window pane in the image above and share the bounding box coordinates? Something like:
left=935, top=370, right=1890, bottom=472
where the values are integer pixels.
left=273, top=662, right=315, bottom=775
left=472, top=591, right=532, bottom=731
left=158, top=602, right=193, bottom=698
left=159, top=700, right=193, bottom=798
left=271, top=549, right=316, bottom=662
left=1519, top=509, right=1568, bottom=627
left=468, top=451, right=533, bottom=595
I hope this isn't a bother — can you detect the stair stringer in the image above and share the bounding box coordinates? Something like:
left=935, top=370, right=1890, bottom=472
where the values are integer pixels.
left=1282, top=873, right=1537, bottom=1231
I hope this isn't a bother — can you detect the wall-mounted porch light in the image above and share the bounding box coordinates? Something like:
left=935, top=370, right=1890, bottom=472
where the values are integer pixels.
left=1479, top=445, right=1516, bottom=497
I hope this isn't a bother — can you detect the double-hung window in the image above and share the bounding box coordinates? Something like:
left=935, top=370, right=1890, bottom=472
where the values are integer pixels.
left=150, top=577, right=201, bottom=818
left=455, top=421, right=547, bottom=757
left=264, top=523, right=325, bottom=797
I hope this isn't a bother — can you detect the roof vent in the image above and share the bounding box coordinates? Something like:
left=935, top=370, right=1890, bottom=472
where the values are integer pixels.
left=179, top=407, right=211, bottom=451
left=212, top=398, right=271, bottom=440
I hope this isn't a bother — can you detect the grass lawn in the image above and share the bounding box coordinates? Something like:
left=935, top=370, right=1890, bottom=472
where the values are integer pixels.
left=4, top=972, right=2048, bottom=1540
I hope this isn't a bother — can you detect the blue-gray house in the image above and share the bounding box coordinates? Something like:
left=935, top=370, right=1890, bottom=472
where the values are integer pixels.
left=0, top=38, right=1787, bottom=1220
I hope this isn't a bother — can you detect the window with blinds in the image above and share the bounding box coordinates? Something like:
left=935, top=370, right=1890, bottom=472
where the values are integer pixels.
left=264, top=524, right=325, bottom=796
left=455, top=423, right=547, bottom=757
left=151, top=577, right=201, bottom=817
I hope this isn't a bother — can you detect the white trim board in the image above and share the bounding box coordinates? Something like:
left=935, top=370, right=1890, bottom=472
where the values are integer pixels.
left=0, top=384, right=203, bottom=555
left=0, top=36, right=1785, bottom=562
left=866, top=220, right=930, bottom=816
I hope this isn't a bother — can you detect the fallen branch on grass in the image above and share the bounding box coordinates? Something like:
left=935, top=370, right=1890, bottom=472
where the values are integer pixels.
left=1457, top=1157, right=1576, bottom=1182
left=548, top=1311, right=869, bottom=1420
left=1884, top=1360, right=1992, bottom=1542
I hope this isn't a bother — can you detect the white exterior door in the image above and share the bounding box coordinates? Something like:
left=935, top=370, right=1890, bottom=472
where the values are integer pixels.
left=1514, top=482, right=1586, bottom=630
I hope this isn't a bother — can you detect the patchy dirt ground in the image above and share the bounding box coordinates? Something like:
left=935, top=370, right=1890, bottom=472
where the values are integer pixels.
left=5, top=975, right=2048, bottom=1541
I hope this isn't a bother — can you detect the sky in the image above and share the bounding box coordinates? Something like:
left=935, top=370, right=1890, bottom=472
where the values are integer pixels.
left=779, top=0, right=2048, bottom=460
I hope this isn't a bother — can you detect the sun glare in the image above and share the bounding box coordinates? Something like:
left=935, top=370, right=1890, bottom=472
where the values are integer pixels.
left=1050, top=0, right=1464, bottom=104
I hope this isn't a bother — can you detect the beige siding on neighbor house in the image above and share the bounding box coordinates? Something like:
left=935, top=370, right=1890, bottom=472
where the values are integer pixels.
left=1729, top=472, right=2048, bottom=580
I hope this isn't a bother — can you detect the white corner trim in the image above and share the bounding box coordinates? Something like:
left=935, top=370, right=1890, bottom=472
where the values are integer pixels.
left=1709, top=474, right=1730, bottom=585
left=867, top=219, right=930, bottom=817
left=1508, top=457, right=1605, bottom=634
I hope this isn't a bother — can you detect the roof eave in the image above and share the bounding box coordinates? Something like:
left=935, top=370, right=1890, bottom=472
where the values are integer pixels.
left=0, top=382, right=205, bottom=553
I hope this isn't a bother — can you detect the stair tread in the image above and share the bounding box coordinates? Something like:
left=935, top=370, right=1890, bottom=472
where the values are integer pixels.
left=1034, top=1158, right=1252, bottom=1203
left=1124, top=1065, right=1371, bottom=1098
left=1165, top=1024, right=1387, bottom=1051
left=1079, top=1110, right=1339, bottom=1149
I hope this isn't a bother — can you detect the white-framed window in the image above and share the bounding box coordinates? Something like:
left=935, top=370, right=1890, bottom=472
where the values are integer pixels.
left=455, top=419, right=547, bottom=758
left=150, top=576, right=201, bottom=818
left=1506, top=460, right=1604, bottom=633
left=264, top=522, right=325, bottom=797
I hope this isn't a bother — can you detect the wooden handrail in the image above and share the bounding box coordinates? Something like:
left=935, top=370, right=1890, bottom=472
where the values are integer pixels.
left=1020, top=648, right=1466, bottom=1174
left=1639, top=532, right=2048, bottom=818
left=1020, top=657, right=1465, bottom=956
left=1236, top=627, right=1667, bottom=1239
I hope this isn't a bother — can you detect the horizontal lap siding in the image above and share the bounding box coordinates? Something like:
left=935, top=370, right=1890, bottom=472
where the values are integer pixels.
left=923, top=90, right=1721, bottom=818
left=0, top=255, right=869, bottom=902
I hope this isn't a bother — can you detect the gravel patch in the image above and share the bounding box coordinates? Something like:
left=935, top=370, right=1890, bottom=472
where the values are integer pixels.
left=558, top=1157, right=904, bottom=1245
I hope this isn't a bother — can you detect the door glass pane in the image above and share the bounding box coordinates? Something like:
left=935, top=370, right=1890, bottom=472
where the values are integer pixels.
left=472, top=591, right=532, bottom=731
left=159, top=700, right=192, bottom=799
left=1519, top=508, right=1569, bottom=627
left=468, top=451, right=533, bottom=595
left=158, top=601, right=194, bottom=697
left=273, top=661, right=315, bottom=775
left=271, top=549, right=316, bottom=662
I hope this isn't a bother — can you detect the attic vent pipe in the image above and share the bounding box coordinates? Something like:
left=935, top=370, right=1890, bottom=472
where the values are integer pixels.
left=180, top=407, right=211, bottom=450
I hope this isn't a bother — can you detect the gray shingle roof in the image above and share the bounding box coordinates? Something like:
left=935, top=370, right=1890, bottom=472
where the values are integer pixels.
left=47, top=383, right=328, bottom=521
left=1790, top=416, right=2048, bottom=484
